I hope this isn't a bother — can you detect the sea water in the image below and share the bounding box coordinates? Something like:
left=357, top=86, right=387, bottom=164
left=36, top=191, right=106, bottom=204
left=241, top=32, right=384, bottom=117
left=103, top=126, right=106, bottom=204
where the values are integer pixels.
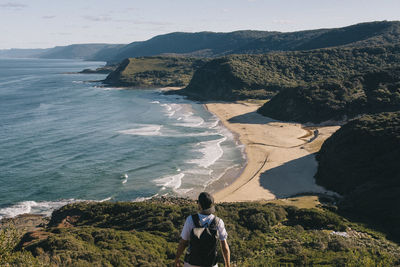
left=0, top=58, right=245, bottom=219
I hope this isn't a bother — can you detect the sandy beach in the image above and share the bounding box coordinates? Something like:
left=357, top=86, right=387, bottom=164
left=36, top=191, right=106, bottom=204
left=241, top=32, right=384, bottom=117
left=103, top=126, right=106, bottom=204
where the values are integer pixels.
left=206, top=101, right=340, bottom=202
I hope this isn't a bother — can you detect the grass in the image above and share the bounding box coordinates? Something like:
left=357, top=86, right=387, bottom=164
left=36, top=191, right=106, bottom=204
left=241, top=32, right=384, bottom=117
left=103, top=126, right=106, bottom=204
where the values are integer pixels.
left=104, top=56, right=207, bottom=87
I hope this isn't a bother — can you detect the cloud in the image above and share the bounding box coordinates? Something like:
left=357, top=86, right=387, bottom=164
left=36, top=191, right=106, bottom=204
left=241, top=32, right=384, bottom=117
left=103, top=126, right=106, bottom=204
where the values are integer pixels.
left=0, top=2, right=27, bottom=9
left=130, top=19, right=172, bottom=26
left=271, top=19, right=295, bottom=25
left=83, top=15, right=113, bottom=22
left=82, top=14, right=171, bottom=27
left=42, top=15, right=55, bottom=19
left=52, top=32, right=72, bottom=36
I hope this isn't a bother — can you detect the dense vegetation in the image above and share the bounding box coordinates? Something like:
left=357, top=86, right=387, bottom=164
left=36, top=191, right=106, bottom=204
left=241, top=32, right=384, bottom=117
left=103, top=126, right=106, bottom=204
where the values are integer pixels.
left=315, top=112, right=400, bottom=243
left=179, top=45, right=400, bottom=101
left=258, top=67, right=400, bottom=123
left=90, top=21, right=400, bottom=63
left=2, top=199, right=400, bottom=266
left=103, top=56, right=207, bottom=87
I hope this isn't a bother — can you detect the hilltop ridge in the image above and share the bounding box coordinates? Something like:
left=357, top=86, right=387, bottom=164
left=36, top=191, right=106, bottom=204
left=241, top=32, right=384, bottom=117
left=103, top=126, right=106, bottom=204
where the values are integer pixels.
left=96, top=20, right=400, bottom=63
left=2, top=21, right=399, bottom=62
left=2, top=198, right=400, bottom=266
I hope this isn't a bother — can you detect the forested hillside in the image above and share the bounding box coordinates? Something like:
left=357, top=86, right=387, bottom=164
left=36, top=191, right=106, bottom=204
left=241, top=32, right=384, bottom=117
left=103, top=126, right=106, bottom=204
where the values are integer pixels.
left=258, top=67, right=400, bottom=123
left=315, top=112, right=400, bottom=242
left=179, top=45, right=400, bottom=102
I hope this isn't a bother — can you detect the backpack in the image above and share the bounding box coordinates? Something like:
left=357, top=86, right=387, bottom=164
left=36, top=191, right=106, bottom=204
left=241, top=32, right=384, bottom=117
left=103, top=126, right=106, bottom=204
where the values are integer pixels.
left=184, top=213, right=220, bottom=267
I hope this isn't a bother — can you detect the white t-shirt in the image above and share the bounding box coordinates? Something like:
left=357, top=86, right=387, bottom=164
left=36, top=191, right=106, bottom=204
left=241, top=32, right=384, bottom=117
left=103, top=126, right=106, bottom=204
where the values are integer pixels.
left=180, top=213, right=228, bottom=267
left=181, top=213, right=228, bottom=241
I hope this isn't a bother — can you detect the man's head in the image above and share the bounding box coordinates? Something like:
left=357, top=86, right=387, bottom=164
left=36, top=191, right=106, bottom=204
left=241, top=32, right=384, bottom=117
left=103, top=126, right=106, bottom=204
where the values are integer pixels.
left=198, top=192, right=215, bottom=214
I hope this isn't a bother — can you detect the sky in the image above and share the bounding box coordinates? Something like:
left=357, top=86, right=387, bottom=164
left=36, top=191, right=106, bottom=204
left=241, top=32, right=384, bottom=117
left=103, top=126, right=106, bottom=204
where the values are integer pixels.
left=1, top=0, right=399, bottom=49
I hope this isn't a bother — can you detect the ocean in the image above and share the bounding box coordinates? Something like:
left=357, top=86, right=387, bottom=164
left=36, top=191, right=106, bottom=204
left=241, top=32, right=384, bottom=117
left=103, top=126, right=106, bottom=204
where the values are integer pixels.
left=0, top=58, right=245, bottom=219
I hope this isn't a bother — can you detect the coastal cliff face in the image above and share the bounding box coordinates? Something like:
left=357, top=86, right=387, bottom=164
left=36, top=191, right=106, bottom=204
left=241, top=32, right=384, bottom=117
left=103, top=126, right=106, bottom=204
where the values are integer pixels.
left=257, top=67, right=400, bottom=123
left=180, top=45, right=400, bottom=102
left=315, top=112, right=400, bottom=242
left=3, top=199, right=400, bottom=266
left=103, top=56, right=207, bottom=87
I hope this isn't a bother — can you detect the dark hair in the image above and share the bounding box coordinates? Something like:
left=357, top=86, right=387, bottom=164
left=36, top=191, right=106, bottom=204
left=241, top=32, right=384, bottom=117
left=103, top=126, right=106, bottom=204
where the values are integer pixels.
left=198, top=192, right=214, bottom=210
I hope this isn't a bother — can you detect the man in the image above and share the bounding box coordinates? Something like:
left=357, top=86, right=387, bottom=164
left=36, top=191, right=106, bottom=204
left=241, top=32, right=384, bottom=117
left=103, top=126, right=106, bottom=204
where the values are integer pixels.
left=174, top=192, right=231, bottom=267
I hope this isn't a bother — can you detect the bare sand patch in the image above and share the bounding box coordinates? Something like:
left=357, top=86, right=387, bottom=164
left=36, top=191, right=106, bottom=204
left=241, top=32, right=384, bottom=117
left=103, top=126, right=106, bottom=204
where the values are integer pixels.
left=205, top=102, right=340, bottom=202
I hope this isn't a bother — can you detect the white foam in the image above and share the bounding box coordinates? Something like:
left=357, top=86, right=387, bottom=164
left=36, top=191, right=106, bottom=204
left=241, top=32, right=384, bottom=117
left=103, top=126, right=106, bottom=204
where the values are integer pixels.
left=0, top=197, right=116, bottom=220
left=187, top=137, right=227, bottom=168
left=118, top=124, right=162, bottom=136
left=186, top=168, right=213, bottom=175
left=207, top=119, right=220, bottom=129
left=166, top=131, right=220, bottom=138
left=0, top=199, right=78, bottom=219
left=150, top=100, right=160, bottom=104
left=173, top=112, right=205, bottom=127
left=97, top=86, right=125, bottom=91
left=38, top=103, right=54, bottom=110
left=153, top=173, right=184, bottom=189
left=132, top=193, right=159, bottom=202
left=160, top=103, right=183, bottom=117
left=122, top=174, right=128, bottom=184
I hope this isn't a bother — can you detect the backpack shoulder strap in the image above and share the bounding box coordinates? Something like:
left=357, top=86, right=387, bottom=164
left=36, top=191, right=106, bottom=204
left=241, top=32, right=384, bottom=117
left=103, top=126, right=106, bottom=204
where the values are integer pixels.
left=191, top=214, right=201, bottom=228
left=210, top=216, right=220, bottom=228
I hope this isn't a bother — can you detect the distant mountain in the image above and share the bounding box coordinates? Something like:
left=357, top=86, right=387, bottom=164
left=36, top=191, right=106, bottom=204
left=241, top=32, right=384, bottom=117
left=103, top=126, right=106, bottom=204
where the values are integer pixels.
left=258, top=66, right=400, bottom=123
left=233, top=20, right=400, bottom=54
left=0, top=48, right=50, bottom=58
left=38, top=44, right=123, bottom=60
left=315, top=111, right=400, bottom=242
left=91, top=20, right=400, bottom=63
left=0, top=44, right=123, bottom=60
left=91, top=30, right=275, bottom=63
left=3, top=21, right=399, bottom=63
left=177, top=45, right=400, bottom=101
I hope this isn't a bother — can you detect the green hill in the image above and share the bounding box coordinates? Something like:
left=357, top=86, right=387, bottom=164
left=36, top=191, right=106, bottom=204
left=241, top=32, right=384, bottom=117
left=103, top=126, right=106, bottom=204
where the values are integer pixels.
left=92, top=21, right=400, bottom=63
left=2, top=199, right=400, bottom=266
left=315, top=112, right=400, bottom=242
left=257, top=67, right=400, bottom=123
left=178, top=45, right=400, bottom=101
left=103, top=56, right=207, bottom=87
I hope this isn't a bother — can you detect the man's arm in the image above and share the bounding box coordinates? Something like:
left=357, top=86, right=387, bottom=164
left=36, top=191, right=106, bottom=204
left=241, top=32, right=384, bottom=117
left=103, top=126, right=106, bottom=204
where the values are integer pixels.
left=174, top=239, right=188, bottom=267
left=220, top=239, right=230, bottom=267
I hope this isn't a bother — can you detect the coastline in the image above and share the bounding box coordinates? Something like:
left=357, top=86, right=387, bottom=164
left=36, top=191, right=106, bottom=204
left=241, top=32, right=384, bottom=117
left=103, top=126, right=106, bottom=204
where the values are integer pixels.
left=204, top=101, right=340, bottom=202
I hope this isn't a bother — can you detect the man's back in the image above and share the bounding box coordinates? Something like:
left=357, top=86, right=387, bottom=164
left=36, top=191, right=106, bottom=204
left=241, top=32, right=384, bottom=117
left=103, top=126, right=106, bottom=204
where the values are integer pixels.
left=174, top=192, right=231, bottom=267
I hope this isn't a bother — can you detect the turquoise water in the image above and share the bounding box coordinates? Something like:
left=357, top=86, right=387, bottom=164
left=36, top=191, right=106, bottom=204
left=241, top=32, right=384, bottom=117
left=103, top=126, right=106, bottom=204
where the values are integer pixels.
left=0, top=59, right=245, bottom=219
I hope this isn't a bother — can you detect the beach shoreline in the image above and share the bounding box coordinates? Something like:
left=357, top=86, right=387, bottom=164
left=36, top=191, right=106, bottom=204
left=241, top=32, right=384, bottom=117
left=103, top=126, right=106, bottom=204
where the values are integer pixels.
left=204, top=101, right=340, bottom=203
